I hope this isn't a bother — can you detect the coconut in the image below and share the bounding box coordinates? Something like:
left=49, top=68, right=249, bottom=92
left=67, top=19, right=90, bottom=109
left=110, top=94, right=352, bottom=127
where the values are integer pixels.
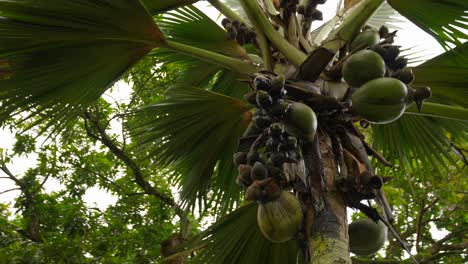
left=342, top=50, right=386, bottom=87
left=349, top=219, right=387, bottom=256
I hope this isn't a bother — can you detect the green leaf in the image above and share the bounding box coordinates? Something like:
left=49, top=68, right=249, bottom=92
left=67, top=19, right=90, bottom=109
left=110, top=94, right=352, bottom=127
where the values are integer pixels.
left=412, top=42, right=468, bottom=107
left=157, top=5, right=247, bottom=58
left=142, top=0, right=198, bottom=14
left=182, top=203, right=302, bottom=264
left=371, top=115, right=467, bottom=182
left=388, top=0, right=468, bottom=49
left=405, top=103, right=468, bottom=122
left=0, top=0, right=163, bottom=125
left=131, top=88, right=252, bottom=214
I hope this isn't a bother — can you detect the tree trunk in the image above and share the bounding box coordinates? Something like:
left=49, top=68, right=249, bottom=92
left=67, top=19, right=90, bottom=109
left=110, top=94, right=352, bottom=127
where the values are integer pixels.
left=305, top=133, right=351, bottom=264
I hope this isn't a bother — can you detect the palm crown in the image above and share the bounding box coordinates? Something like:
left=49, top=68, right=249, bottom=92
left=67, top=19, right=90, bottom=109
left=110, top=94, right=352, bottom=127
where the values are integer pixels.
left=0, top=0, right=466, bottom=263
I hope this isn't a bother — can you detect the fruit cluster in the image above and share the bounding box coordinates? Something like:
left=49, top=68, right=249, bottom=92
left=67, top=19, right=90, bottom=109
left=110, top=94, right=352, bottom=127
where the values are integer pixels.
left=233, top=73, right=312, bottom=242
left=341, top=25, right=432, bottom=124
left=221, top=18, right=257, bottom=46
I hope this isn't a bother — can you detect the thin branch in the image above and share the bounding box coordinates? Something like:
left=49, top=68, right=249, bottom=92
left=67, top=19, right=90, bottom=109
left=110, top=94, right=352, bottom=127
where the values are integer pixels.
left=0, top=165, right=23, bottom=188
left=0, top=188, right=21, bottom=195
left=82, top=112, right=191, bottom=238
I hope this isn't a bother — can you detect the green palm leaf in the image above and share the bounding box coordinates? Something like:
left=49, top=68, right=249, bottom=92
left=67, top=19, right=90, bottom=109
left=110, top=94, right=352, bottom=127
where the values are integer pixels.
left=387, top=0, right=468, bottom=49
left=132, top=88, right=252, bottom=213
left=412, top=42, right=468, bottom=107
left=0, top=0, right=163, bottom=124
left=157, top=5, right=247, bottom=57
left=181, top=203, right=302, bottom=264
left=142, top=0, right=198, bottom=14
left=371, top=115, right=467, bottom=182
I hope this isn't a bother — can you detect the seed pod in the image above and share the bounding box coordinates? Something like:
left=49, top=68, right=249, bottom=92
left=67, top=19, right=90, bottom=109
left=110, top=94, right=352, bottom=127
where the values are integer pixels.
left=251, top=161, right=269, bottom=180
left=349, top=219, right=387, bottom=256
left=254, top=76, right=271, bottom=91
left=310, top=9, right=323, bottom=20
left=389, top=57, right=407, bottom=70
left=227, top=28, right=237, bottom=40
left=284, top=102, right=317, bottom=142
left=266, top=137, right=279, bottom=151
left=257, top=191, right=304, bottom=242
left=396, top=68, right=415, bottom=84
left=247, top=151, right=261, bottom=165
left=349, top=28, right=380, bottom=52
left=370, top=45, right=386, bottom=59
left=297, top=5, right=305, bottom=14
left=221, top=18, right=231, bottom=29
left=231, top=20, right=240, bottom=29
left=243, top=91, right=258, bottom=106
left=413, top=87, right=432, bottom=112
left=378, top=25, right=389, bottom=38
left=383, top=45, right=400, bottom=62
left=343, top=50, right=386, bottom=87
left=236, top=164, right=253, bottom=188
left=285, top=136, right=298, bottom=149
left=246, top=178, right=281, bottom=202
left=269, top=75, right=286, bottom=98
left=233, top=152, right=247, bottom=166
left=269, top=123, right=283, bottom=138
left=268, top=152, right=286, bottom=167
left=256, top=90, right=274, bottom=109
left=351, top=77, right=408, bottom=124
left=236, top=32, right=246, bottom=46
left=253, top=114, right=272, bottom=129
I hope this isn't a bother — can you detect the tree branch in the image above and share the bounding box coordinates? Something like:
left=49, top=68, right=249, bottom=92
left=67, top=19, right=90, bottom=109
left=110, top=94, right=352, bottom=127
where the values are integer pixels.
left=0, top=188, right=21, bottom=195
left=82, top=111, right=190, bottom=238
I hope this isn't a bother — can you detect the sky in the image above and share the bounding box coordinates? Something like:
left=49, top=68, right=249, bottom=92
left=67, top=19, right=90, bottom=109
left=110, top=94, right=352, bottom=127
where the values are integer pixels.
left=0, top=0, right=447, bottom=221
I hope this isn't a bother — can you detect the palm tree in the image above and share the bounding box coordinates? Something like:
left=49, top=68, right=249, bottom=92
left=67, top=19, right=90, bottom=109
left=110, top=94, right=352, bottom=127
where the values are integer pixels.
left=0, top=0, right=466, bottom=263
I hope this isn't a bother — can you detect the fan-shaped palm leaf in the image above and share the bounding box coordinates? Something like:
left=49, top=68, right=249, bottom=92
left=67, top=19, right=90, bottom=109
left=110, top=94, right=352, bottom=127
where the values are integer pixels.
left=412, top=42, right=468, bottom=107
left=372, top=115, right=467, bottom=183
left=142, top=0, right=198, bottom=15
left=131, top=88, right=252, bottom=213
left=387, top=0, right=468, bottom=49
left=157, top=5, right=247, bottom=58
left=0, top=0, right=163, bottom=126
left=178, top=203, right=302, bottom=264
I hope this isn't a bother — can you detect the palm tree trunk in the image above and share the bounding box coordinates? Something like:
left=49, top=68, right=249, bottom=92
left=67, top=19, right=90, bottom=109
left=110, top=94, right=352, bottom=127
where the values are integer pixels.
left=304, top=133, right=351, bottom=263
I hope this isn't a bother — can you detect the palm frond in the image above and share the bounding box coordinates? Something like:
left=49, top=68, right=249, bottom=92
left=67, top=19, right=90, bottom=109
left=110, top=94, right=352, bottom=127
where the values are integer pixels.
left=182, top=203, right=302, bottom=264
left=367, top=2, right=405, bottom=30
left=412, top=42, right=468, bottom=107
left=371, top=115, right=467, bottom=183
left=142, top=0, right=197, bottom=14
left=131, top=88, right=252, bottom=213
left=157, top=5, right=247, bottom=57
left=387, top=0, right=468, bottom=49
left=0, top=0, right=162, bottom=127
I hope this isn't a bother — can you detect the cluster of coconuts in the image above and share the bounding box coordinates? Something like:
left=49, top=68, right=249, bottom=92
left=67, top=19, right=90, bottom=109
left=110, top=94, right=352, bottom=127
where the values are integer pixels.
left=234, top=73, right=319, bottom=242
left=222, top=18, right=257, bottom=46
left=342, top=25, right=432, bottom=124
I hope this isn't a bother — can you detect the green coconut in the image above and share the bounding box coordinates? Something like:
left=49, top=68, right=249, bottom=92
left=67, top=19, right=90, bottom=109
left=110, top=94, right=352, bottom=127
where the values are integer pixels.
left=351, top=77, right=408, bottom=124
left=257, top=191, right=303, bottom=242
left=284, top=102, right=317, bottom=142
left=342, top=50, right=386, bottom=87
left=349, top=28, right=380, bottom=52
left=349, top=219, right=387, bottom=256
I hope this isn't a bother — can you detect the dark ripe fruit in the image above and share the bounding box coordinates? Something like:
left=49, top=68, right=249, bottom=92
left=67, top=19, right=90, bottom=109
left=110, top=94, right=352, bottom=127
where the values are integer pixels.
left=269, top=123, right=283, bottom=138
left=370, top=45, right=386, bottom=58
left=247, top=151, right=261, bottom=165
left=378, top=25, right=389, bottom=38
left=236, top=164, right=252, bottom=188
left=269, top=101, right=288, bottom=117
left=266, top=137, right=279, bottom=151
left=342, top=50, right=386, bottom=87
left=231, top=20, right=240, bottom=29
left=284, top=102, right=317, bottom=142
left=236, top=33, right=246, bottom=46
left=256, top=90, right=274, bottom=109
left=268, top=152, right=285, bottom=167
left=233, top=152, right=247, bottom=166
left=390, top=57, right=407, bottom=70
left=297, top=5, right=305, bottom=14
left=414, top=87, right=432, bottom=101
left=252, top=161, right=269, bottom=180
left=349, top=219, right=387, bottom=256
left=397, top=68, right=415, bottom=84
left=254, top=76, right=271, bottom=91
left=244, top=91, right=258, bottom=106
left=221, top=18, right=231, bottom=29
left=227, top=28, right=237, bottom=40
left=285, top=136, right=298, bottom=149
left=277, top=142, right=289, bottom=152
left=383, top=45, right=400, bottom=62
left=257, top=191, right=304, bottom=242
left=351, top=77, right=408, bottom=124
left=253, top=114, right=272, bottom=129
left=349, top=29, right=380, bottom=52
left=310, top=10, right=323, bottom=20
